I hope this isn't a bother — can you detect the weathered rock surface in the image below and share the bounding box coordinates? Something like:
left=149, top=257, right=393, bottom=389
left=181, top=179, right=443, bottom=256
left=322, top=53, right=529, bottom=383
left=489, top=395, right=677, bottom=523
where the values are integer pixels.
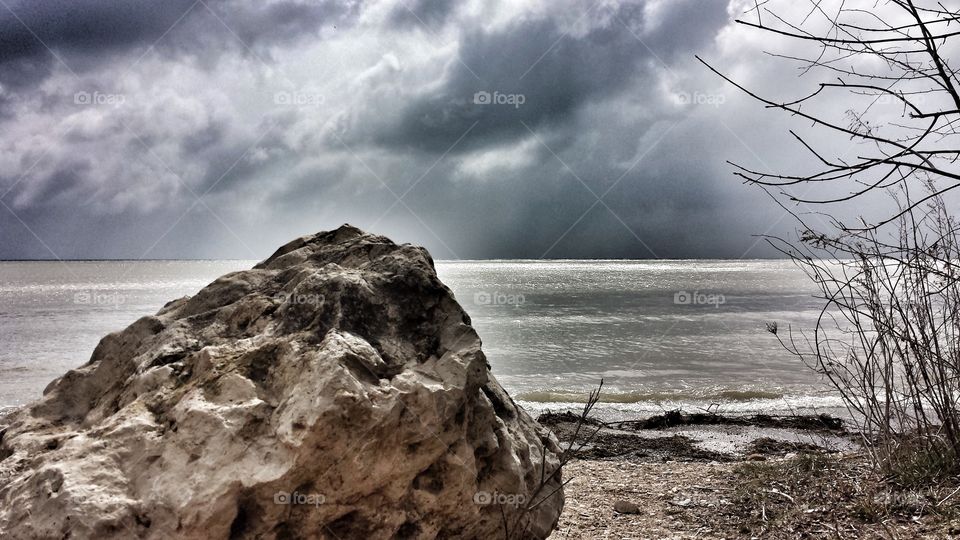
left=0, top=225, right=564, bottom=539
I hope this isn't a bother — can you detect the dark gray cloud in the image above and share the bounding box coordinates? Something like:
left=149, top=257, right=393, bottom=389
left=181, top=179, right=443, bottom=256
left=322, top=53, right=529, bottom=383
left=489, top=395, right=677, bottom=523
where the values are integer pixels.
left=0, top=1, right=197, bottom=61
left=368, top=1, right=727, bottom=154
left=0, top=0, right=856, bottom=261
left=0, top=0, right=356, bottom=89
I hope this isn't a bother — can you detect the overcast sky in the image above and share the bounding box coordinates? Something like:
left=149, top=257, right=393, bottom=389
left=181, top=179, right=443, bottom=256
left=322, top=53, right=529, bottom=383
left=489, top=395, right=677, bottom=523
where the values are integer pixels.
left=0, top=0, right=899, bottom=260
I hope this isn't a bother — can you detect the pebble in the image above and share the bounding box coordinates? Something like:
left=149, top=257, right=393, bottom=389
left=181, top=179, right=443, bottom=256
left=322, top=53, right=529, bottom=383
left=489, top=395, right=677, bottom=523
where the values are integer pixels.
left=614, top=500, right=641, bottom=514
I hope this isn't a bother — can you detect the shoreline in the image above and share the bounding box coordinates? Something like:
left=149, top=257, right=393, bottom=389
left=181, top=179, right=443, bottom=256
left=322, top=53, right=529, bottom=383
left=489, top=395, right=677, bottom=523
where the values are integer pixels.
left=543, top=411, right=853, bottom=538
left=519, top=396, right=850, bottom=424
left=538, top=410, right=855, bottom=462
left=544, top=412, right=960, bottom=539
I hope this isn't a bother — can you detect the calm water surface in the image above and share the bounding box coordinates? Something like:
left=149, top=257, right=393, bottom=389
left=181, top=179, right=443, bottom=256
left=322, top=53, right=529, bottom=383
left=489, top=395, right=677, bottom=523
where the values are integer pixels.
left=0, top=260, right=841, bottom=419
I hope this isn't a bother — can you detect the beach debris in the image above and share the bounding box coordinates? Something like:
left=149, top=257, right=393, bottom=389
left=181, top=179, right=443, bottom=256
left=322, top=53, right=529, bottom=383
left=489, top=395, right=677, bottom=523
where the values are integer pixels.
left=0, top=225, right=564, bottom=539
left=747, top=437, right=825, bottom=456
left=607, top=410, right=846, bottom=432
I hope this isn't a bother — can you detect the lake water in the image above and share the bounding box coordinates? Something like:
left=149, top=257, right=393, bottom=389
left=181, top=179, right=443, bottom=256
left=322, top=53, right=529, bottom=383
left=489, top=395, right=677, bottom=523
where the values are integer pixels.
left=0, top=260, right=843, bottom=419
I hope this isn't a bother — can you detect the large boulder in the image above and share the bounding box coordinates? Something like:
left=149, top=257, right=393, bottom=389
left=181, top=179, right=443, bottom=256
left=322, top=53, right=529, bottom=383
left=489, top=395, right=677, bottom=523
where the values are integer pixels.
left=0, top=225, right=564, bottom=539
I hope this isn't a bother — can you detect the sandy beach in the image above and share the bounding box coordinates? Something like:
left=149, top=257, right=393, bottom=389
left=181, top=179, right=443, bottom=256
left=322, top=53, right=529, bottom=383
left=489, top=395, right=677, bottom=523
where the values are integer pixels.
left=544, top=414, right=960, bottom=539
left=555, top=459, right=737, bottom=539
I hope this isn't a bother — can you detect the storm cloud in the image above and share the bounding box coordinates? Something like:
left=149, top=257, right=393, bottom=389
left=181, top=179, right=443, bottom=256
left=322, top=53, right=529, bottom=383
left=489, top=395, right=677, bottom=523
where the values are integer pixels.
left=0, top=0, right=863, bottom=260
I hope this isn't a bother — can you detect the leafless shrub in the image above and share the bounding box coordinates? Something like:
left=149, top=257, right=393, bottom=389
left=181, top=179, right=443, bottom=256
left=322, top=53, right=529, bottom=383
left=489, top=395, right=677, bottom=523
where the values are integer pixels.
left=701, top=0, right=960, bottom=480
left=767, top=187, right=960, bottom=480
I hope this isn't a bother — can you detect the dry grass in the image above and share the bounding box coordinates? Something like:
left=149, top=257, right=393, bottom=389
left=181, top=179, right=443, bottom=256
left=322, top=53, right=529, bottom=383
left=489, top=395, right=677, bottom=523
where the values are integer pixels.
left=555, top=452, right=960, bottom=539
left=720, top=452, right=960, bottom=539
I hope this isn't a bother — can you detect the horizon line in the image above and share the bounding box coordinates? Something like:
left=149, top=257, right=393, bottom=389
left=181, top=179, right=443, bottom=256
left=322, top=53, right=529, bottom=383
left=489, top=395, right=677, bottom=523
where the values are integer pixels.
left=0, top=256, right=798, bottom=263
